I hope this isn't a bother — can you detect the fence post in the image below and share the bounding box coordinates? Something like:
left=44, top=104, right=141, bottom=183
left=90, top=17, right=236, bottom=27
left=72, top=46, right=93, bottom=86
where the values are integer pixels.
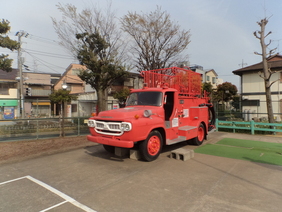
left=250, top=120, right=255, bottom=135
left=36, top=119, right=39, bottom=139
left=232, top=122, right=235, bottom=133
left=215, top=118, right=218, bottom=131
left=78, top=102, right=80, bottom=136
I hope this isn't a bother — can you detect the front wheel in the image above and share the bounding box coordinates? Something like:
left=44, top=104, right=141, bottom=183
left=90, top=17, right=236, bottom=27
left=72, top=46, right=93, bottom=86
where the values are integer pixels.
left=139, top=130, right=163, bottom=162
left=192, top=123, right=205, bottom=146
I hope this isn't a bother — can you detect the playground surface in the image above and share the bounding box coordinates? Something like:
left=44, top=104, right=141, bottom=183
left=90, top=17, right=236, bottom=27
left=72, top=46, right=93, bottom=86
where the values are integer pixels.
left=0, top=131, right=282, bottom=212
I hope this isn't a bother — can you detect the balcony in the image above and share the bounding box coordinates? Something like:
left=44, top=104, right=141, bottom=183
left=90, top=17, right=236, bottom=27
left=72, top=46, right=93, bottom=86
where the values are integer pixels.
left=29, top=89, right=51, bottom=97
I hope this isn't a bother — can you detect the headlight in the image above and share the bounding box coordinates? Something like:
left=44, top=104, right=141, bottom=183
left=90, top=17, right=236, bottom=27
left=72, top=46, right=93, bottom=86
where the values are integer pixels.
left=88, top=120, right=95, bottom=127
left=143, top=110, right=152, bottom=118
left=121, top=122, right=132, bottom=131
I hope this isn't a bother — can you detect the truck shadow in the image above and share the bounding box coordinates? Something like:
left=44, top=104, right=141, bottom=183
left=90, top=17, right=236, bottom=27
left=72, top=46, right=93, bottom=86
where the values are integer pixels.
left=163, top=139, right=195, bottom=151
left=84, top=145, right=128, bottom=162
left=84, top=139, right=197, bottom=162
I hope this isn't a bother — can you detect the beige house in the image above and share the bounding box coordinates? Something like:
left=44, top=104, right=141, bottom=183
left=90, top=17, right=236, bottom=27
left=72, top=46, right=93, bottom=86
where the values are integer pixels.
left=54, top=64, right=97, bottom=117
left=54, top=64, right=145, bottom=117
left=0, top=69, right=18, bottom=119
left=54, top=64, right=86, bottom=94
left=23, top=72, right=52, bottom=117
left=205, top=69, right=218, bottom=89
left=233, top=54, right=282, bottom=121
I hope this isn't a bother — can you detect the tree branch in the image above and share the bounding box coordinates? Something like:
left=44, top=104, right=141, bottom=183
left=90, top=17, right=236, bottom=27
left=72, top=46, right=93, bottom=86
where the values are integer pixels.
left=268, top=78, right=279, bottom=88
left=253, top=31, right=260, bottom=39
left=254, top=51, right=262, bottom=56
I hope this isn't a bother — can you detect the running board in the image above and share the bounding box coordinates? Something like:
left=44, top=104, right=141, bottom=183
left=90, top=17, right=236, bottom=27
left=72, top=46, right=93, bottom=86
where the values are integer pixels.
left=166, top=136, right=186, bottom=145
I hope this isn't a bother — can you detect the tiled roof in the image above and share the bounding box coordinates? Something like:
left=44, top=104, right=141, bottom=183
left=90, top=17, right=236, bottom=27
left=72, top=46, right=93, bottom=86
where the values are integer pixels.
left=233, top=54, right=282, bottom=76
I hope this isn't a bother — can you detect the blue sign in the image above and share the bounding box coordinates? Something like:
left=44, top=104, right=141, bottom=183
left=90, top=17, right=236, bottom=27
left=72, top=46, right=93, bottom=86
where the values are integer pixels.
left=4, top=107, right=15, bottom=119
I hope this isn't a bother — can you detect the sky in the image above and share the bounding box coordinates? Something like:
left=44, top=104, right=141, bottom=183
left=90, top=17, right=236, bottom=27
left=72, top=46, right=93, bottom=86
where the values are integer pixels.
left=2, top=0, right=282, bottom=91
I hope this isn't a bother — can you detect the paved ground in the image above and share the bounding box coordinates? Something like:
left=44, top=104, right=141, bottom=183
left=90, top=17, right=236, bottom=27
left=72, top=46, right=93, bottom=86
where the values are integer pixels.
left=0, top=131, right=282, bottom=212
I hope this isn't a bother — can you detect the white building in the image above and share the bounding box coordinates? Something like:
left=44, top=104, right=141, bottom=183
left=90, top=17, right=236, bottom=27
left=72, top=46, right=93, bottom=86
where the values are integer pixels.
left=233, top=54, right=282, bottom=121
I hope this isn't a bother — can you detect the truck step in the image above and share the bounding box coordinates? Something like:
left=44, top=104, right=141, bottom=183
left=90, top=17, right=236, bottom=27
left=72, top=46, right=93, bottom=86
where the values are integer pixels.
left=166, top=136, right=186, bottom=145
left=178, top=126, right=197, bottom=137
left=178, top=126, right=197, bottom=131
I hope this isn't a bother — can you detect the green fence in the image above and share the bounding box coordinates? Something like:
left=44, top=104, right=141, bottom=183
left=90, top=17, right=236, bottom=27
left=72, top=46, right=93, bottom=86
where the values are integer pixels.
left=215, top=119, right=282, bottom=135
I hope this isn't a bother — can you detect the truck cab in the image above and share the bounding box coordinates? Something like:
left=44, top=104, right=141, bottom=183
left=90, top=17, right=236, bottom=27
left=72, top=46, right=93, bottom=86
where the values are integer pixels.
left=87, top=67, right=215, bottom=161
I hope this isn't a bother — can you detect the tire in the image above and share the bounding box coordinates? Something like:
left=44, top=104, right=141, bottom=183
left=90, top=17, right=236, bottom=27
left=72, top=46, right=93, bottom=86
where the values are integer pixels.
left=139, top=130, right=163, bottom=162
left=192, top=123, right=205, bottom=146
left=103, top=144, right=115, bottom=154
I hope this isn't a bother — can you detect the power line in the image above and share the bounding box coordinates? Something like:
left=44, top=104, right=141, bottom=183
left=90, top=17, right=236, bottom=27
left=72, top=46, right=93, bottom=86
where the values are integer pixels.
left=23, top=48, right=74, bottom=59
left=9, top=31, right=60, bottom=46
left=24, top=51, right=65, bottom=73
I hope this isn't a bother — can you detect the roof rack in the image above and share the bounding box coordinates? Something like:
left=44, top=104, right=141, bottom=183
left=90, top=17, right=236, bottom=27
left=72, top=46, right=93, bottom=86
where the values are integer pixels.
left=141, top=67, right=202, bottom=96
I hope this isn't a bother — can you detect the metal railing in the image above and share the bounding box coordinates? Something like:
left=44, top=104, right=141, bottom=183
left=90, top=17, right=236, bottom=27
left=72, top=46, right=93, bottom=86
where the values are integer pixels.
left=0, top=117, right=90, bottom=142
left=215, top=119, right=282, bottom=135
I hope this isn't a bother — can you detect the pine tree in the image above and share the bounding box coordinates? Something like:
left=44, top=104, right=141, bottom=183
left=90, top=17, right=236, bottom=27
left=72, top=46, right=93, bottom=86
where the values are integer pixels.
left=0, top=19, right=19, bottom=72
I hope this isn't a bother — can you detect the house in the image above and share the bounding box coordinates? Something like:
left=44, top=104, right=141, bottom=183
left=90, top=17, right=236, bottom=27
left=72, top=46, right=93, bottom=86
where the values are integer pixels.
left=0, top=69, right=18, bottom=119
left=233, top=54, right=282, bottom=121
left=54, top=64, right=145, bottom=117
left=23, top=72, right=53, bottom=117
left=205, top=69, right=219, bottom=89
left=53, top=64, right=94, bottom=117
left=190, top=64, right=206, bottom=82
left=190, top=65, right=222, bottom=88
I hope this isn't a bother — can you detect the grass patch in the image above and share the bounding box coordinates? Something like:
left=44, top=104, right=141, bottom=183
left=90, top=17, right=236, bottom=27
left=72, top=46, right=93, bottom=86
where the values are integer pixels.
left=194, top=138, right=282, bottom=166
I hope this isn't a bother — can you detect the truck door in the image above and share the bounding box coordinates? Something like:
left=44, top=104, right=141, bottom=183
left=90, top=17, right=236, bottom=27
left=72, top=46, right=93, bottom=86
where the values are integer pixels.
left=164, top=91, right=181, bottom=142
left=164, top=91, right=174, bottom=121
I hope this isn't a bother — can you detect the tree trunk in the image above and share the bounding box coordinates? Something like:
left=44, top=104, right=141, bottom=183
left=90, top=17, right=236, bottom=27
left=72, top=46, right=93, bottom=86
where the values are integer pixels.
left=265, top=85, right=275, bottom=123
left=97, top=89, right=108, bottom=114
left=259, top=19, right=275, bottom=123
left=61, top=101, right=65, bottom=137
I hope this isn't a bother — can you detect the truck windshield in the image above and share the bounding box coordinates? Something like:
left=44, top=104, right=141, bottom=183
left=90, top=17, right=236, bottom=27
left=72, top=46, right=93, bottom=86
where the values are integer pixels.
left=126, top=92, right=162, bottom=106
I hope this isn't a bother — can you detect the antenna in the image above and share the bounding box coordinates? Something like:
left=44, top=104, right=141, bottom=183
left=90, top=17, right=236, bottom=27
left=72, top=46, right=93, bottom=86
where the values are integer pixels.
left=239, top=59, right=247, bottom=68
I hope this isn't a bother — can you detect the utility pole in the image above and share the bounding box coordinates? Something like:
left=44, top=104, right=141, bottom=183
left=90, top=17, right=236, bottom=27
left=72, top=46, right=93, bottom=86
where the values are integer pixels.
left=15, top=31, right=28, bottom=119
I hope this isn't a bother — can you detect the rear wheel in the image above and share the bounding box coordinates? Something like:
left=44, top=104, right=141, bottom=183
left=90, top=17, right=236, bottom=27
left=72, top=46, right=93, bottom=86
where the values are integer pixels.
left=103, top=144, right=115, bottom=154
left=192, top=123, right=205, bottom=146
left=139, top=130, right=163, bottom=162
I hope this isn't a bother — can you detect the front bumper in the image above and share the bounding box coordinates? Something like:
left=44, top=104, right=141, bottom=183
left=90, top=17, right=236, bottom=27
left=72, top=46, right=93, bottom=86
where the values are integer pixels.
left=87, top=135, right=134, bottom=148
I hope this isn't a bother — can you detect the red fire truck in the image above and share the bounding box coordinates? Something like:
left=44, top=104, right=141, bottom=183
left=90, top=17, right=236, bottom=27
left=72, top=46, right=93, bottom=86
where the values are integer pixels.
left=87, top=67, right=215, bottom=161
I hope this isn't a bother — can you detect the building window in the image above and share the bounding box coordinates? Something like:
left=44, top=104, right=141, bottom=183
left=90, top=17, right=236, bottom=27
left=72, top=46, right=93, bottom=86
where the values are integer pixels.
left=71, top=104, right=77, bottom=112
left=212, top=77, right=216, bottom=84
left=242, top=99, right=260, bottom=106
left=206, top=76, right=210, bottom=81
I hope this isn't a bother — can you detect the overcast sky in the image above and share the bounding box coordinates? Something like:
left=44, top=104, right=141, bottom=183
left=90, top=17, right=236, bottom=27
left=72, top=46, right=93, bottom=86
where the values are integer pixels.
left=2, top=0, right=282, bottom=90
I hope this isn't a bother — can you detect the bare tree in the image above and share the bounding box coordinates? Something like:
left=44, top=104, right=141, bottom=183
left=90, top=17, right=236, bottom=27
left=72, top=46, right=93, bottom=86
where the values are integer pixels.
left=52, top=3, right=128, bottom=112
left=254, top=18, right=277, bottom=123
left=121, top=6, right=191, bottom=71
left=52, top=3, right=126, bottom=62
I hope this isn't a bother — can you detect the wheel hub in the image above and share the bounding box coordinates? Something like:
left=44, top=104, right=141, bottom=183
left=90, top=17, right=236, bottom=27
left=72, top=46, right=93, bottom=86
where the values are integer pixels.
left=148, top=136, right=160, bottom=156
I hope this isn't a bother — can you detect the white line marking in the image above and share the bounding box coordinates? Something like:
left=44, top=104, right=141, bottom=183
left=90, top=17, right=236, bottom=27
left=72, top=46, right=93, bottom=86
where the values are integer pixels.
left=0, top=176, right=27, bottom=186
left=39, top=200, right=67, bottom=212
left=0, top=176, right=97, bottom=212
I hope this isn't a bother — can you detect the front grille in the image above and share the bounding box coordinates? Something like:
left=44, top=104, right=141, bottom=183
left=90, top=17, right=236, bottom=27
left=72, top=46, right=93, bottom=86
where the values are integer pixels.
left=93, top=120, right=131, bottom=136
left=96, top=123, right=104, bottom=128
left=108, top=124, right=120, bottom=130
left=95, top=121, right=123, bottom=136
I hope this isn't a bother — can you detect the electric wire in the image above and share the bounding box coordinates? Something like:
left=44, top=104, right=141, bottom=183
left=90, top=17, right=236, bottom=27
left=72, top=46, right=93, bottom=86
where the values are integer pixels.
left=24, top=51, right=65, bottom=74
left=23, top=48, right=74, bottom=59
left=7, top=31, right=77, bottom=74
